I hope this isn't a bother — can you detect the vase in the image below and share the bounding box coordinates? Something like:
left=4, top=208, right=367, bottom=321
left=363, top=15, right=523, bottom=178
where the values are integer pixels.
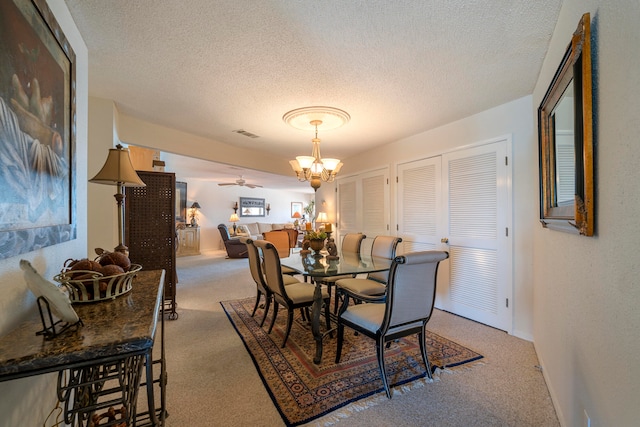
left=309, top=238, right=325, bottom=254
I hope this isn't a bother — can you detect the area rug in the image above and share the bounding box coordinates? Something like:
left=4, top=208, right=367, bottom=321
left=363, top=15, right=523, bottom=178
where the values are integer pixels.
left=221, top=297, right=483, bottom=426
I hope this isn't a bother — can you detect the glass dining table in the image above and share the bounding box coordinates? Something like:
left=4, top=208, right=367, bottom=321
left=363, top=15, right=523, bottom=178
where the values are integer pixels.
left=282, top=250, right=392, bottom=364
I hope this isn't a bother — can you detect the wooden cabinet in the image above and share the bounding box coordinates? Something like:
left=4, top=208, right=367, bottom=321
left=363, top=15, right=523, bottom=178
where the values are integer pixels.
left=177, top=227, right=200, bottom=257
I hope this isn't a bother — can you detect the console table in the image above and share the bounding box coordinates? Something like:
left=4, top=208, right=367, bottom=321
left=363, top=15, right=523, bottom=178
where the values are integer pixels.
left=0, top=269, right=167, bottom=426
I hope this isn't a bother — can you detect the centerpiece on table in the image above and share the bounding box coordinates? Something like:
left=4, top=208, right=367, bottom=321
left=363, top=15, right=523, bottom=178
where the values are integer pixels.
left=302, top=230, right=327, bottom=256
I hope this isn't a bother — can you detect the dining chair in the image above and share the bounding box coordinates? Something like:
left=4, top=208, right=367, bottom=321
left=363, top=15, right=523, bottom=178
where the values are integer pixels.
left=335, top=250, right=449, bottom=398
left=254, top=239, right=331, bottom=348
left=316, top=233, right=366, bottom=313
left=243, top=238, right=273, bottom=326
left=263, top=230, right=301, bottom=276
left=335, top=235, right=402, bottom=304
left=243, top=238, right=301, bottom=327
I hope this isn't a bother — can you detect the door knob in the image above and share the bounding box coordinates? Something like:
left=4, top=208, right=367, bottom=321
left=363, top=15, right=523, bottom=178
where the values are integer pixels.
left=440, top=237, right=449, bottom=243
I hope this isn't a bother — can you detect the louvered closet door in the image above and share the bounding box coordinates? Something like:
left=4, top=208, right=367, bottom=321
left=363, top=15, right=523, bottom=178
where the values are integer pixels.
left=441, top=140, right=511, bottom=331
left=360, top=170, right=389, bottom=242
left=397, top=157, right=442, bottom=252
left=337, top=169, right=389, bottom=253
left=337, top=178, right=357, bottom=236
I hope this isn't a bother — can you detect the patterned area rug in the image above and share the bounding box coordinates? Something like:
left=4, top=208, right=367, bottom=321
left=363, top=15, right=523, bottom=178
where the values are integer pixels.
left=221, top=297, right=483, bottom=426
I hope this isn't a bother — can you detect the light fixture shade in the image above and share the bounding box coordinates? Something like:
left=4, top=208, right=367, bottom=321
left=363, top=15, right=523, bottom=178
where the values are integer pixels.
left=316, top=212, right=328, bottom=223
left=191, top=202, right=201, bottom=209
left=322, top=158, right=341, bottom=171
left=90, top=144, right=146, bottom=187
left=229, top=213, right=239, bottom=222
left=296, top=156, right=315, bottom=169
left=289, top=160, right=302, bottom=173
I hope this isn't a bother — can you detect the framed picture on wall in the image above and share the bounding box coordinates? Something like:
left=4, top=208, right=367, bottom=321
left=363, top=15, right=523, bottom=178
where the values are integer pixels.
left=0, top=0, right=77, bottom=259
left=176, top=181, right=187, bottom=223
left=240, top=197, right=265, bottom=217
left=291, top=202, right=303, bottom=218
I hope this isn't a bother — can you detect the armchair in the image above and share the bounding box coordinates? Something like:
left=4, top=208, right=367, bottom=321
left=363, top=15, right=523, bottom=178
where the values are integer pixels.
left=218, top=224, right=248, bottom=258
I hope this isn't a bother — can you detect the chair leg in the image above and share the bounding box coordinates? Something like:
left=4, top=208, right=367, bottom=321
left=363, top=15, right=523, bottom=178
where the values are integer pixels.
left=260, top=295, right=271, bottom=327
left=268, top=303, right=279, bottom=334
left=419, top=329, right=433, bottom=379
left=251, top=290, right=262, bottom=317
left=377, top=338, right=392, bottom=399
left=282, top=308, right=294, bottom=348
left=324, top=298, right=331, bottom=331
left=335, top=323, right=344, bottom=363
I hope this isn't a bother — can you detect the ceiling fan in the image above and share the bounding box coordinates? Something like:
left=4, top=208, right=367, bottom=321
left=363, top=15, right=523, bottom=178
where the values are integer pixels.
left=217, top=176, right=263, bottom=189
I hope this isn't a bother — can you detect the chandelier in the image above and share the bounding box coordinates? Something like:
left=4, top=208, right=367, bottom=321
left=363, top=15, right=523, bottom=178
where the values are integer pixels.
left=284, top=106, right=349, bottom=192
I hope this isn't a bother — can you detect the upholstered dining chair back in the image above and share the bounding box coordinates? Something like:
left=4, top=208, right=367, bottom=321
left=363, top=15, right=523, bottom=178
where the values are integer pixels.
left=254, top=239, right=287, bottom=300
left=244, top=239, right=268, bottom=296
left=340, top=233, right=366, bottom=254
left=367, top=235, right=402, bottom=284
left=263, top=230, right=291, bottom=258
left=243, top=238, right=272, bottom=325
left=383, top=251, right=448, bottom=335
left=335, top=250, right=449, bottom=399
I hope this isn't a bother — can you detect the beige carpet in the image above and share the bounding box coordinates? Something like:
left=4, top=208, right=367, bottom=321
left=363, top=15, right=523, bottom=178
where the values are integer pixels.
left=157, top=250, right=559, bottom=426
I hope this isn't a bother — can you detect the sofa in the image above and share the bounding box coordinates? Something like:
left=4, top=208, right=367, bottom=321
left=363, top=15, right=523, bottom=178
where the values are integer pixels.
left=234, top=222, right=295, bottom=241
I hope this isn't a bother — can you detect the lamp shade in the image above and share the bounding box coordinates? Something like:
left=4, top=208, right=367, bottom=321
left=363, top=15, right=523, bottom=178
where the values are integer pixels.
left=322, top=158, right=341, bottom=171
left=229, top=213, right=239, bottom=222
left=316, top=212, right=328, bottom=223
left=89, top=144, right=146, bottom=187
left=191, top=202, right=201, bottom=210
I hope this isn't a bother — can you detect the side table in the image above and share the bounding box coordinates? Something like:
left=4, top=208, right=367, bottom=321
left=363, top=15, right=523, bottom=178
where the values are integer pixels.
left=0, top=270, right=168, bottom=426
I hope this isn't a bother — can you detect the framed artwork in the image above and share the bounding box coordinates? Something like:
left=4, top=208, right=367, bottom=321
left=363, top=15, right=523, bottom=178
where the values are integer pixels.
left=0, top=0, right=77, bottom=259
left=291, top=202, right=303, bottom=218
left=239, top=197, right=265, bottom=217
left=175, top=181, right=187, bottom=223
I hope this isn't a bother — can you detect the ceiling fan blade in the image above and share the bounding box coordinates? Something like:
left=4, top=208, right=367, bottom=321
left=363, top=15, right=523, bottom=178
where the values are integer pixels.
left=218, top=183, right=237, bottom=186
left=246, top=184, right=263, bottom=188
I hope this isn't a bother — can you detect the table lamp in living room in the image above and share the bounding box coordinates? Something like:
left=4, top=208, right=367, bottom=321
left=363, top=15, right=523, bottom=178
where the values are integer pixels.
left=229, top=213, right=239, bottom=234
left=190, top=202, right=201, bottom=227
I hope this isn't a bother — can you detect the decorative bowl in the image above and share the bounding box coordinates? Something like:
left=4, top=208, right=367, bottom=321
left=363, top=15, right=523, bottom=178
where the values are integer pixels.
left=309, top=238, right=325, bottom=254
left=54, top=264, right=142, bottom=303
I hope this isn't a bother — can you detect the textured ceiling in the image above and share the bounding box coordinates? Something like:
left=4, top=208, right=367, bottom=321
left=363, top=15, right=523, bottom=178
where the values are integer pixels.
left=65, top=0, right=562, bottom=188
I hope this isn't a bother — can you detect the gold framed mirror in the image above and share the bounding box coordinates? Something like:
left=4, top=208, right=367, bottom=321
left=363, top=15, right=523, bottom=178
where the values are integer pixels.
left=538, top=13, right=594, bottom=236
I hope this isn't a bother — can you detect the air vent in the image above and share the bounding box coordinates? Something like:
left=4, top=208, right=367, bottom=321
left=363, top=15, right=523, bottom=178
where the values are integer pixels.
left=232, top=129, right=260, bottom=139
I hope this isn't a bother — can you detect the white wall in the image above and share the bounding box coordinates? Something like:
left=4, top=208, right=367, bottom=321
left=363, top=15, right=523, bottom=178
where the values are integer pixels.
left=0, top=1, right=88, bottom=426
left=87, top=97, right=120, bottom=253
left=532, top=1, right=640, bottom=426
left=335, top=95, right=536, bottom=339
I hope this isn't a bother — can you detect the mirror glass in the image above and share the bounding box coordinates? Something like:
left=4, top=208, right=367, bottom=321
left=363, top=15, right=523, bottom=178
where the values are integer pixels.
left=552, top=80, right=575, bottom=207
left=538, top=12, right=593, bottom=236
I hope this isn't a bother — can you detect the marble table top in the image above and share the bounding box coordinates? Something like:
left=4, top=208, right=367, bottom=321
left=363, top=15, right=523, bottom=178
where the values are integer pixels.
left=0, top=269, right=165, bottom=382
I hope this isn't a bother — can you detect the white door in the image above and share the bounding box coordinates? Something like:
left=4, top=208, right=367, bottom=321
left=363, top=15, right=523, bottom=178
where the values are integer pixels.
left=440, top=140, right=512, bottom=331
left=337, top=168, right=389, bottom=253
left=397, top=157, right=443, bottom=253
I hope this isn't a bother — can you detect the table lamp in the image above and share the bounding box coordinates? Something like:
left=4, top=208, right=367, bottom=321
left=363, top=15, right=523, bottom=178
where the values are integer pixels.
left=229, top=213, right=239, bottom=234
left=89, top=144, right=146, bottom=255
left=190, top=202, right=201, bottom=227
left=316, top=212, right=328, bottom=230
